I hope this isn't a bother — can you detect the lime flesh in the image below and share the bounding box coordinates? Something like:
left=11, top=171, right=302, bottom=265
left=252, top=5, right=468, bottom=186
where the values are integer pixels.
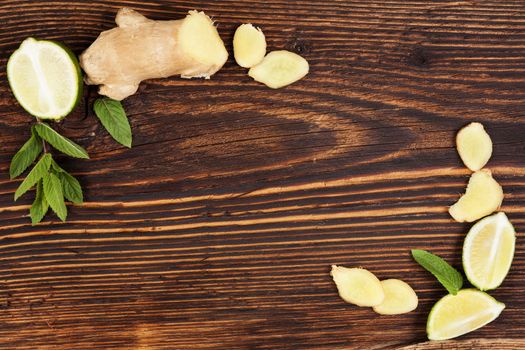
left=7, top=37, right=82, bottom=119
left=463, top=212, right=516, bottom=291
left=427, top=289, right=504, bottom=340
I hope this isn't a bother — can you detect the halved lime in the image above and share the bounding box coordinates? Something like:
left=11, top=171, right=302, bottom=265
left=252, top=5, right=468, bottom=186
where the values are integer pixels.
left=427, top=289, right=504, bottom=340
left=7, top=37, right=82, bottom=120
left=463, top=212, right=516, bottom=291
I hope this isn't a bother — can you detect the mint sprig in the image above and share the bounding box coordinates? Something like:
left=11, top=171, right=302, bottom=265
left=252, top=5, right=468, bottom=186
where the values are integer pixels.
left=411, top=249, right=463, bottom=295
left=93, top=97, right=132, bottom=148
left=10, top=121, right=89, bottom=224
left=9, top=94, right=132, bottom=224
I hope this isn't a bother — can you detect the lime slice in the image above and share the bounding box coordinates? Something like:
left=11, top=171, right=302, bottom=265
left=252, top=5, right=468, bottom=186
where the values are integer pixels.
left=7, top=37, right=82, bottom=119
left=427, top=289, right=504, bottom=340
left=463, top=212, right=516, bottom=291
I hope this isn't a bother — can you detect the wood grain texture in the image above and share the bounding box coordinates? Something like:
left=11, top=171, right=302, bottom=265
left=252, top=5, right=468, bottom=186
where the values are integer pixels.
left=1, top=0, right=525, bottom=349
left=396, top=339, right=525, bottom=349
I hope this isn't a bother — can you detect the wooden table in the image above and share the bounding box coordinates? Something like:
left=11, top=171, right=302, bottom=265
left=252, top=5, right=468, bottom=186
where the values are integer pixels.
left=1, top=1, right=524, bottom=349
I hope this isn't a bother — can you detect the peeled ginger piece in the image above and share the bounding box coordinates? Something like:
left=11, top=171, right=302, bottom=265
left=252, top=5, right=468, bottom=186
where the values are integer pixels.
left=449, top=169, right=503, bottom=223
left=249, top=50, right=309, bottom=89
left=330, top=265, right=384, bottom=307
left=457, top=122, right=493, bottom=171
left=233, top=24, right=266, bottom=68
left=373, top=279, right=418, bottom=315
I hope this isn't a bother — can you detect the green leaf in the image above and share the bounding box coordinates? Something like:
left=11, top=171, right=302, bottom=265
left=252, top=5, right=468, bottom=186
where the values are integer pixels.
left=34, top=123, right=89, bottom=159
left=43, top=172, right=67, bottom=221
left=14, top=154, right=52, bottom=200
left=49, top=158, right=83, bottom=203
left=49, top=157, right=65, bottom=173
left=10, top=131, right=43, bottom=179
left=58, top=171, right=83, bottom=204
left=94, top=98, right=132, bottom=148
left=30, top=180, right=49, bottom=225
left=412, top=249, right=463, bottom=295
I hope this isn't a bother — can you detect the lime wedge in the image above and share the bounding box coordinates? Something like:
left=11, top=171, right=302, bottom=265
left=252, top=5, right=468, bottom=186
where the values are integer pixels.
left=463, top=212, right=516, bottom=291
left=427, top=289, right=504, bottom=340
left=7, top=37, right=82, bottom=119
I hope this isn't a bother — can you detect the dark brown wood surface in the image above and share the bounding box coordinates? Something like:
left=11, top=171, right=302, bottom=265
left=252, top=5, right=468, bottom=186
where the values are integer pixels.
left=1, top=1, right=525, bottom=349
left=398, top=338, right=525, bottom=349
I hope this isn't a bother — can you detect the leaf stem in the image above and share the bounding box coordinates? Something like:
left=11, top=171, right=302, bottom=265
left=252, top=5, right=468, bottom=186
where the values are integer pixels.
left=36, top=118, right=48, bottom=154
left=42, top=137, right=48, bottom=154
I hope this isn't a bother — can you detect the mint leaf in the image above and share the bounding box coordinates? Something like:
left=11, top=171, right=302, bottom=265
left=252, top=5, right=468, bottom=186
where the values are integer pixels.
left=412, top=249, right=463, bottom=295
left=43, top=171, right=67, bottom=221
left=49, top=158, right=83, bottom=203
left=30, top=180, right=49, bottom=225
left=58, top=171, right=83, bottom=204
left=14, top=154, right=52, bottom=200
left=49, top=157, right=67, bottom=173
left=34, top=123, right=89, bottom=159
left=10, top=130, right=43, bottom=179
left=94, top=98, right=132, bottom=148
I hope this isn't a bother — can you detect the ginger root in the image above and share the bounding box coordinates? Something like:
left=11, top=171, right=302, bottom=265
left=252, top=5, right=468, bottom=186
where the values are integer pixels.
left=233, top=24, right=267, bottom=68
left=80, top=8, right=228, bottom=100
left=330, top=265, right=384, bottom=307
left=372, top=279, right=418, bottom=315
left=249, top=50, right=309, bottom=89
left=456, top=122, right=493, bottom=171
left=449, top=169, right=503, bottom=223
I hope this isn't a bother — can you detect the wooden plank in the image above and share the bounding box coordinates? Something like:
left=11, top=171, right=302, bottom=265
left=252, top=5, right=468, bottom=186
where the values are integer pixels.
left=0, top=0, right=524, bottom=349
left=396, top=339, right=525, bottom=349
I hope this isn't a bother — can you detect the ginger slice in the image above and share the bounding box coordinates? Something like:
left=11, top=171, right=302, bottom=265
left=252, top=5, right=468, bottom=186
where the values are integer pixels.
left=457, top=122, right=493, bottom=171
left=233, top=24, right=267, bottom=68
left=330, top=265, right=384, bottom=307
left=80, top=8, right=228, bottom=100
left=373, top=279, right=418, bottom=315
left=449, top=169, right=503, bottom=223
left=248, top=50, right=309, bottom=89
